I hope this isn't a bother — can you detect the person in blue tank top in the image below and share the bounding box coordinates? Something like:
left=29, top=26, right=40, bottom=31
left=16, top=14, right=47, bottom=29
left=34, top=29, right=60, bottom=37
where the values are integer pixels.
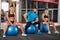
left=27, top=11, right=38, bottom=22
left=23, top=8, right=40, bottom=33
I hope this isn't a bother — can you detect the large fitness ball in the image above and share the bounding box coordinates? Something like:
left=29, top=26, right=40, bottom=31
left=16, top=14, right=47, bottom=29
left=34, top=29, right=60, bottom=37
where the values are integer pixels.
left=6, top=25, right=18, bottom=36
left=40, top=23, right=48, bottom=32
left=26, top=25, right=36, bottom=34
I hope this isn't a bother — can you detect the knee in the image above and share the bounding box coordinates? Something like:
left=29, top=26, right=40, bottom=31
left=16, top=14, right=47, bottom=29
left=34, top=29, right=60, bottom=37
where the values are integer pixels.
left=19, top=24, right=23, bottom=28
left=52, top=23, right=55, bottom=26
left=18, top=23, right=23, bottom=26
left=50, top=22, right=54, bottom=25
left=15, top=22, right=23, bottom=26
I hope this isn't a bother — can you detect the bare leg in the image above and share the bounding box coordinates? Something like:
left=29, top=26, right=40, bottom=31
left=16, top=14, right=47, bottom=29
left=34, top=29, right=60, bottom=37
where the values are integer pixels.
left=3, top=22, right=9, bottom=34
left=15, top=22, right=24, bottom=33
left=14, top=22, right=27, bottom=36
left=50, top=22, right=56, bottom=31
left=3, top=22, right=10, bottom=37
left=50, top=22, right=59, bottom=33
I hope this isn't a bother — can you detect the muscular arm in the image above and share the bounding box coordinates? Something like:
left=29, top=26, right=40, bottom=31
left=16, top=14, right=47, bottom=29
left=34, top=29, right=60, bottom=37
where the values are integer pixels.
left=34, top=18, right=39, bottom=22
left=23, top=13, right=28, bottom=22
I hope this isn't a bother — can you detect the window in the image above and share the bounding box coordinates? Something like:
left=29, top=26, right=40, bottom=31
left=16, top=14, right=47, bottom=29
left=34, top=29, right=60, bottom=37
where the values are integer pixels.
left=49, top=10, right=53, bottom=21
left=27, top=0, right=31, bottom=9
left=27, top=1, right=36, bottom=9
left=38, top=2, right=46, bottom=8
left=48, top=3, right=58, bottom=8
left=53, top=10, right=58, bottom=22
left=22, top=0, right=26, bottom=9
left=31, top=1, right=36, bottom=8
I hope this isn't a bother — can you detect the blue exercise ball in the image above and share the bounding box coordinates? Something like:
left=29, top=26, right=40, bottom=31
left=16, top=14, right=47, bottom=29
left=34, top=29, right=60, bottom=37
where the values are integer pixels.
left=26, top=25, right=36, bottom=34
left=6, top=25, right=18, bottom=36
left=40, top=23, right=48, bottom=32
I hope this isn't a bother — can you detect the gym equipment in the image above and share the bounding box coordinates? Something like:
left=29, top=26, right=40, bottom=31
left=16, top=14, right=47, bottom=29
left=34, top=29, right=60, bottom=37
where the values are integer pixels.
left=40, top=23, right=48, bottom=32
left=26, top=25, right=36, bottom=34
left=6, top=25, right=18, bottom=36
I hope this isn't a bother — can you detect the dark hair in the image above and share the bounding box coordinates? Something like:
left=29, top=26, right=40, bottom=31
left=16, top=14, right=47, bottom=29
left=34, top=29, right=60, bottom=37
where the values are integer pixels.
left=33, top=8, right=38, bottom=9
left=10, top=4, right=13, bottom=7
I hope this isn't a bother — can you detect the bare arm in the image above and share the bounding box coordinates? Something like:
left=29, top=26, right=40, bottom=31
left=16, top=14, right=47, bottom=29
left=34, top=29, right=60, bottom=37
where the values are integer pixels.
left=14, top=12, right=16, bottom=22
left=6, top=12, right=11, bottom=23
left=34, top=18, right=39, bottom=22
left=48, top=15, right=50, bottom=22
left=42, top=13, right=46, bottom=22
left=23, top=13, right=28, bottom=22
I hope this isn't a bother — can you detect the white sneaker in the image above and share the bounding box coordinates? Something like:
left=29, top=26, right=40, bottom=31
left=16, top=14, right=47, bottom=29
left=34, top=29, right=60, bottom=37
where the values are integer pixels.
left=48, top=31, right=51, bottom=34
left=54, top=30, right=59, bottom=34
left=3, top=34, right=6, bottom=37
left=22, top=33, right=27, bottom=36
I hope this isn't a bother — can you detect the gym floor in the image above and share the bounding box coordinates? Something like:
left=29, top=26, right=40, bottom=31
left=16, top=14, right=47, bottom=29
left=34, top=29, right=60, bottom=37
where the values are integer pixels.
left=0, top=26, right=60, bottom=40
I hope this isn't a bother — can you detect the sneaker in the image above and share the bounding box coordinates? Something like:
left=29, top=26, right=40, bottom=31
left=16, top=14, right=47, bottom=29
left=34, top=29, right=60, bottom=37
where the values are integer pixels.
left=54, top=30, right=59, bottom=34
left=3, top=34, right=6, bottom=37
left=22, top=33, right=27, bottom=36
left=48, top=31, right=51, bottom=34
